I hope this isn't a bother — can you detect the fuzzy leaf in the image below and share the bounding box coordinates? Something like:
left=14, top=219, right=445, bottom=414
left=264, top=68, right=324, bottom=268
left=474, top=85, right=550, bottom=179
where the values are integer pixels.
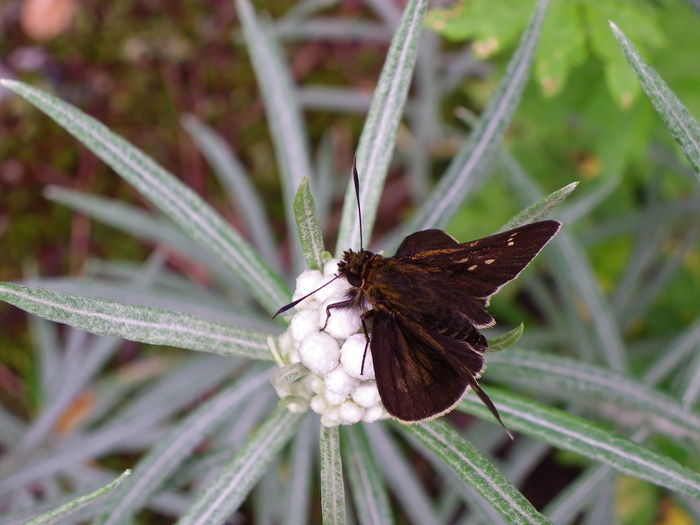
left=460, top=389, right=700, bottom=500
left=0, top=80, right=289, bottom=315
left=402, top=421, right=552, bottom=525
left=0, top=283, right=271, bottom=360
left=609, top=22, right=700, bottom=178
left=178, top=407, right=304, bottom=525
left=320, top=425, right=346, bottom=525
left=294, top=178, right=326, bottom=270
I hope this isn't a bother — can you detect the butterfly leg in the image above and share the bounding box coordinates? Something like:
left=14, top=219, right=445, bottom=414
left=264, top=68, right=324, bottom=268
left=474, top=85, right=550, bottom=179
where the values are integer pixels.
left=359, top=309, right=375, bottom=375
left=322, top=298, right=356, bottom=331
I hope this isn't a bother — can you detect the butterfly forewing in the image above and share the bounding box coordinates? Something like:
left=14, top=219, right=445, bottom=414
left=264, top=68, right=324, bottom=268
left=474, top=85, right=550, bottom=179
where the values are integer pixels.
left=395, top=221, right=561, bottom=302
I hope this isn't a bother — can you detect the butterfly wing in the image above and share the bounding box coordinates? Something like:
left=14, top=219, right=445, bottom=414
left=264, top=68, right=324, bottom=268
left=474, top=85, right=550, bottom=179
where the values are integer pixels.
left=366, top=221, right=560, bottom=424
left=395, top=221, right=561, bottom=304
left=370, top=311, right=490, bottom=422
left=394, top=228, right=458, bottom=255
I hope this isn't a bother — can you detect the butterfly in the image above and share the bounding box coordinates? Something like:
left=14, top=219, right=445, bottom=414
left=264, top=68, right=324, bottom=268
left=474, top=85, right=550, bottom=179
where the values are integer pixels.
left=276, top=165, right=560, bottom=427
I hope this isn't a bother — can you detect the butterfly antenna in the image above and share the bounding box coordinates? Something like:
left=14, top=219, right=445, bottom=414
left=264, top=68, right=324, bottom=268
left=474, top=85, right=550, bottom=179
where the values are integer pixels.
left=352, top=158, right=363, bottom=250
left=272, top=276, right=340, bottom=318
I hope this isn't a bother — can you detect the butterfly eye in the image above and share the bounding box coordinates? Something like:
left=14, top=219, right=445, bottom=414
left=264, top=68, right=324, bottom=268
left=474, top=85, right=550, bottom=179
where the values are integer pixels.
left=346, top=273, right=361, bottom=287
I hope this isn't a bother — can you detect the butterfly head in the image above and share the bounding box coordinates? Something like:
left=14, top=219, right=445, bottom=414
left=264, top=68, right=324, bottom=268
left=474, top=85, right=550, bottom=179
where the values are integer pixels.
left=338, top=249, right=375, bottom=287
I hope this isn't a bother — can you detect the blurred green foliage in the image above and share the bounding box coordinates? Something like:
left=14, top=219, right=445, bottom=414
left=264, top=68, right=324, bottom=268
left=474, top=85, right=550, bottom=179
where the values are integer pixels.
left=430, top=0, right=700, bottom=338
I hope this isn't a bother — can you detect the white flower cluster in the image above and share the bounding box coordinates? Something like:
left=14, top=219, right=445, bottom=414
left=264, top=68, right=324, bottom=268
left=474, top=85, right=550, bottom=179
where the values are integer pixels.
left=277, top=259, right=388, bottom=427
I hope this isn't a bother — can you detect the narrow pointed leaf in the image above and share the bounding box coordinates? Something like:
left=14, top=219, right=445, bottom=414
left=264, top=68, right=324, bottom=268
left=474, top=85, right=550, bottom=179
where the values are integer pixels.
left=498, top=182, right=578, bottom=232
left=609, top=22, right=700, bottom=179
left=44, top=187, right=233, bottom=281
left=0, top=79, right=288, bottom=315
left=460, top=390, right=700, bottom=500
left=487, top=350, right=700, bottom=438
left=364, top=423, right=441, bottom=525
left=294, top=178, right=326, bottom=270
left=284, top=417, right=316, bottom=525
left=182, top=115, right=279, bottom=269
left=320, top=425, right=346, bottom=525
left=398, top=0, right=550, bottom=241
left=487, top=323, right=524, bottom=353
left=97, top=366, right=272, bottom=525
left=340, top=425, right=393, bottom=525
left=23, top=470, right=131, bottom=525
left=501, top=154, right=628, bottom=371
left=401, top=421, right=552, bottom=525
left=335, top=0, right=428, bottom=253
left=179, top=407, right=303, bottom=525
left=0, top=283, right=271, bottom=360
left=235, top=0, right=313, bottom=268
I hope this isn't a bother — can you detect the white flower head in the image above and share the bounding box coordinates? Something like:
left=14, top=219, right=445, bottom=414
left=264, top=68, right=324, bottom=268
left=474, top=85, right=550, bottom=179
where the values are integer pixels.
left=276, top=260, right=389, bottom=427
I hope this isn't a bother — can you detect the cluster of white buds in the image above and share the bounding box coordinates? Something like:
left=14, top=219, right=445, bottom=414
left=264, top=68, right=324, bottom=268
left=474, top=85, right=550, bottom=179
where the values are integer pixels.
left=276, top=259, right=389, bottom=427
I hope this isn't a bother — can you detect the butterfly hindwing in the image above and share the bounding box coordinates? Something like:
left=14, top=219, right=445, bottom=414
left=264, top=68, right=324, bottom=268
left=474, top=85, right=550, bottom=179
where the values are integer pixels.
left=370, top=312, right=486, bottom=422
left=395, top=229, right=458, bottom=257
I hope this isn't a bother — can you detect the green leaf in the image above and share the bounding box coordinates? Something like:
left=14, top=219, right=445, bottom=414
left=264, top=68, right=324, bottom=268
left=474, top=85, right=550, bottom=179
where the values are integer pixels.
left=179, top=407, right=304, bottom=525
left=535, top=0, right=586, bottom=96
left=399, top=0, right=550, bottom=241
left=181, top=115, right=279, bottom=270
left=23, top=470, right=130, bottom=525
left=235, top=0, right=314, bottom=271
left=364, top=424, right=441, bottom=525
left=585, top=3, right=665, bottom=108
left=401, top=420, right=552, bottom=525
left=0, top=282, right=271, bottom=360
left=498, top=181, right=578, bottom=231
left=500, top=156, right=628, bottom=371
left=487, top=323, right=523, bottom=353
left=320, top=425, right=346, bottom=525
left=24, top=275, right=276, bottom=334
left=0, top=79, right=289, bottom=315
left=335, top=0, right=428, bottom=254
left=96, top=366, right=272, bottom=525
left=460, top=390, right=700, bottom=500
left=487, top=350, right=700, bottom=439
left=426, top=0, right=532, bottom=53
left=294, top=178, right=326, bottom=270
left=271, top=362, right=309, bottom=390
left=609, top=22, right=700, bottom=179
left=284, top=417, right=316, bottom=525
left=44, top=187, right=234, bottom=283
left=340, top=425, right=393, bottom=525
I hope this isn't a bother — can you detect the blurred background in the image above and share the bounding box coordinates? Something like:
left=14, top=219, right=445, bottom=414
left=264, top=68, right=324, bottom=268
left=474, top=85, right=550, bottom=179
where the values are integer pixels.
left=1, top=0, right=699, bottom=519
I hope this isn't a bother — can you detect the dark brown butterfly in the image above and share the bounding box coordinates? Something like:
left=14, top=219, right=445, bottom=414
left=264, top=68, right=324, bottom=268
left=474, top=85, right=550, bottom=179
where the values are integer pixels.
left=276, top=165, right=560, bottom=427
